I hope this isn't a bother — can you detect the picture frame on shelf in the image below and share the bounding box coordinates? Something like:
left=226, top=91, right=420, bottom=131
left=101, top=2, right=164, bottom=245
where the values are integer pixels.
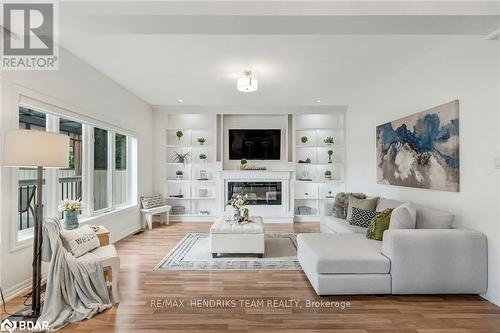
left=198, top=169, right=208, bottom=180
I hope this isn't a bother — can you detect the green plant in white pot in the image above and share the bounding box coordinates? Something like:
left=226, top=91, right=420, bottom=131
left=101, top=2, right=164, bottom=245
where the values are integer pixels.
left=199, top=153, right=207, bottom=162
left=197, top=137, right=206, bottom=145
left=324, top=170, right=332, bottom=180
left=58, top=199, right=83, bottom=230
left=176, top=170, right=184, bottom=180
left=327, top=150, right=334, bottom=163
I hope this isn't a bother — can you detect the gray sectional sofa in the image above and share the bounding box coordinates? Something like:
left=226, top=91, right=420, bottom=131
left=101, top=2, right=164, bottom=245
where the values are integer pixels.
left=297, top=197, right=488, bottom=295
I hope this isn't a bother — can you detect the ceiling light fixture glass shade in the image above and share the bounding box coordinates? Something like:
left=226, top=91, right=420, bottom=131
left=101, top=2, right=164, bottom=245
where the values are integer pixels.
left=237, top=70, right=258, bottom=92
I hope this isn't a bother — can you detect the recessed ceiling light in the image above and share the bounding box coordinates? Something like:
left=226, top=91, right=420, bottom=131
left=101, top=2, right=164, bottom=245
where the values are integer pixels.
left=237, top=70, right=258, bottom=93
left=316, top=99, right=321, bottom=103
left=177, top=99, right=184, bottom=103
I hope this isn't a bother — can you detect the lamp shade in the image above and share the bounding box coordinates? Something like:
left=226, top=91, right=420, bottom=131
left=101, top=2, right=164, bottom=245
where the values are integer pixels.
left=3, top=130, right=69, bottom=168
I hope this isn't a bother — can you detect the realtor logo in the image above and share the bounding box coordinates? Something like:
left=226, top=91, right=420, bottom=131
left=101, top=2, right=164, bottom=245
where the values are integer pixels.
left=1, top=1, right=59, bottom=70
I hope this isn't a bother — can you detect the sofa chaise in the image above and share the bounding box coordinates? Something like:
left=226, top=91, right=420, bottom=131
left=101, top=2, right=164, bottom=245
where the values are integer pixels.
left=297, top=198, right=488, bottom=295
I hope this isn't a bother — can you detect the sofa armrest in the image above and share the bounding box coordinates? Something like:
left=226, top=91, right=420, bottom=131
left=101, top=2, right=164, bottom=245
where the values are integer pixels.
left=382, top=229, right=487, bottom=294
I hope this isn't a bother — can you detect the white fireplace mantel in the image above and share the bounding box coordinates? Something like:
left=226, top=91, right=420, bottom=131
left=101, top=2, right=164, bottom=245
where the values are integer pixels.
left=220, top=170, right=291, bottom=180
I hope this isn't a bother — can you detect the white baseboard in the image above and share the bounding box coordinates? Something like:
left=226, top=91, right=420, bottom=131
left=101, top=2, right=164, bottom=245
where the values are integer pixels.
left=482, top=292, right=500, bottom=307
left=1, top=276, right=47, bottom=304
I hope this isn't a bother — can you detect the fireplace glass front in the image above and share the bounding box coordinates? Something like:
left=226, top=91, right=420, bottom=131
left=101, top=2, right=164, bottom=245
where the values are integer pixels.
left=227, top=181, right=282, bottom=205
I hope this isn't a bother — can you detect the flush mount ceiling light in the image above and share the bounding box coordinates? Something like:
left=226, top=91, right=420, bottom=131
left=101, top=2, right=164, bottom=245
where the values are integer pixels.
left=237, top=70, right=258, bottom=92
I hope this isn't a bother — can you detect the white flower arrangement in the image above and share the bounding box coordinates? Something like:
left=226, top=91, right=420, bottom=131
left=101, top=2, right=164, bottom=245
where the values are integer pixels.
left=226, top=194, right=247, bottom=210
left=58, top=199, right=83, bottom=212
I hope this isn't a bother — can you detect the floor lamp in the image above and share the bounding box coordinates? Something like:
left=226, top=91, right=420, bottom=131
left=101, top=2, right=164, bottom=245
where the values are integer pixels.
left=3, top=129, right=69, bottom=317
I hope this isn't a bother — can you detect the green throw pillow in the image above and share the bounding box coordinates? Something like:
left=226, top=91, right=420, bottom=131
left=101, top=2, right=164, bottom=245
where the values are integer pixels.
left=366, top=208, right=394, bottom=241
left=346, top=195, right=379, bottom=221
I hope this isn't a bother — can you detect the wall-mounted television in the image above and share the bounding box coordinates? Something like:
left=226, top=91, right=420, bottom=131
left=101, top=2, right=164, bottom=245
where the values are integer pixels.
left=229, top=129, right=281, bottom=160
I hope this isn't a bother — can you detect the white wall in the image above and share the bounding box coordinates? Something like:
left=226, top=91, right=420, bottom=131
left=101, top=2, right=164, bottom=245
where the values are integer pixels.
left=346, top=36, right=500, bottom=304
left=0, top=46, right=153, bottom=298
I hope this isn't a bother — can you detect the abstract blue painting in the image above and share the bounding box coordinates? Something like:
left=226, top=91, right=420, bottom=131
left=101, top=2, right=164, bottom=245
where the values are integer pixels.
left=376, top=100, right=459, bottom=192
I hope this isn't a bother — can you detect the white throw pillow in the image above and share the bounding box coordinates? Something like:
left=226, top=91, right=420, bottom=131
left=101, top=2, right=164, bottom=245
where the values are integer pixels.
left=60, top=225, right=100, bottom=257
left=389, top=202, right=417, bottom=229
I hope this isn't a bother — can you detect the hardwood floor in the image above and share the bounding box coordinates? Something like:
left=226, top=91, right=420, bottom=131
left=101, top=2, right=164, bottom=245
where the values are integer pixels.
left=3, top=222, right=500, bottom=332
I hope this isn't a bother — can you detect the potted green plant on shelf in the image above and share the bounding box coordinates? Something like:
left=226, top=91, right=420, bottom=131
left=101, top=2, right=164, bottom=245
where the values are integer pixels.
left=58, top=199, right=83, bottom=230
left=197, top=137, right=206, bottom=145
left=176, top=130, right=183, bottom=141
left=324, top=170, right=332, bottom=180
left=305, top=157, right=311, bottom=163
left=327, top=150, right=334, bottom=163
left=175, top=170, right=184, bottom=180
left=172, top=151, right=190, bottom=165
left=240, top=159, right=247, bottom=170
left=324, top=136, right=335, bottom=145
left=301, top=136, right=308, bottom=144
left=199, top=153, right=207, bottom=162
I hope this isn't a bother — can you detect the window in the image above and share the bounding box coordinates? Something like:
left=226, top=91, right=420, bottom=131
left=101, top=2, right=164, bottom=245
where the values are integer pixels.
left=17, top=108, right=47, bottom=232
left=15, top=105, right=136, bottom=240
left=113, top=133, right=127, bottom=205
left=59, top=117, right=83, bottom=216
left=93, top=127, right=109, bottom=211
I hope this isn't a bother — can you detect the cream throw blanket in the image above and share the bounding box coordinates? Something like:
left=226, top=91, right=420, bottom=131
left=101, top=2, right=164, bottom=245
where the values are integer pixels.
left=37, top=217, right=112, bottom=331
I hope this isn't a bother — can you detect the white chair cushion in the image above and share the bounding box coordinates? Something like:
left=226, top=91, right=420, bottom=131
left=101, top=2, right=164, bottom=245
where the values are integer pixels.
left=297, top=233, right=390, bottom=274
left=88, top=244, right=118, bottom=260
left=60, top=225, right=100, bottom=257
left=141, top=205, right=171, bottom=214
left=389, top=202, right=417, bottom=230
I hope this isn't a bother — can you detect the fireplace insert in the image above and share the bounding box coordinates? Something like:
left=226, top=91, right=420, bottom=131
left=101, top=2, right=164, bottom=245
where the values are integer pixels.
left=227, top=181, right=282, bottom=205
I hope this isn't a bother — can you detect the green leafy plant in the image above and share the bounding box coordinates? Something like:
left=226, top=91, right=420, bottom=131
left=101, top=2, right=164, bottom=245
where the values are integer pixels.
left=197, top=137, right=206, bottom=145
left=175, top=170, right=183, bottom=176
left=176, top=130, right=183, bottom=141
left=324, top=136, right=335, bottom=145
left=327, top=150, right=334, bottom=163
left=301, top=136, right=308, bottom=144
left=305, top=158, right=311, bottom=163
left=199, top=153, right=207, bottom=160
left=172, top=151, right=190, bottom=165
left=324, top=170, right=332, bottom=179
left=240, top=159, right=247, bottom=165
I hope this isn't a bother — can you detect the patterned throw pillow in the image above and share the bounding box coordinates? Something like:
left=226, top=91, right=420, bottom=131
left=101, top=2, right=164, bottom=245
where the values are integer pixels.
left=366, top=208, right=394, bottom=241
left=349, top=206, right=378, bottom=228
left=141, top=194, right=166, bottom=209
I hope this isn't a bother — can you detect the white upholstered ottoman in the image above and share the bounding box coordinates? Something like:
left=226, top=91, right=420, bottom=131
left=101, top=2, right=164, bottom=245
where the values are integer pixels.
left=210, top=216, right=265, bottom=258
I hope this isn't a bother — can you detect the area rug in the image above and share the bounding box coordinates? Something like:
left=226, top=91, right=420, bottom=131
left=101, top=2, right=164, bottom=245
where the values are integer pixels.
left=154, top=233, right=301, bottom=271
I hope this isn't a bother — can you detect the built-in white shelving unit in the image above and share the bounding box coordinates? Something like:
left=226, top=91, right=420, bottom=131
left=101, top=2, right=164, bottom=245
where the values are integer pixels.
left=293, top=113, right=346, bottom=222
left=164, top=114, right=221, bottom=220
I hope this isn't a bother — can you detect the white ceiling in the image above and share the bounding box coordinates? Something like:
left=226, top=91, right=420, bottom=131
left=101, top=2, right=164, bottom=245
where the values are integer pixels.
left=58, top=1, right=500, bottom=106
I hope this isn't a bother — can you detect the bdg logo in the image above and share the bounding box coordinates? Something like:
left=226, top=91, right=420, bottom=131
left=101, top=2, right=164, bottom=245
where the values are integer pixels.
left=1, top=2, right=59, bottom=70
left=0, top=319, right=14, bottom=333
left=1, top=318, right=49, bottom=332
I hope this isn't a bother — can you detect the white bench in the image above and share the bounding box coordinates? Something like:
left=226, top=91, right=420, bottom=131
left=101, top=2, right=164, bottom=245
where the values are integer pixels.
left=140, top=195, right=171, bottom=230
